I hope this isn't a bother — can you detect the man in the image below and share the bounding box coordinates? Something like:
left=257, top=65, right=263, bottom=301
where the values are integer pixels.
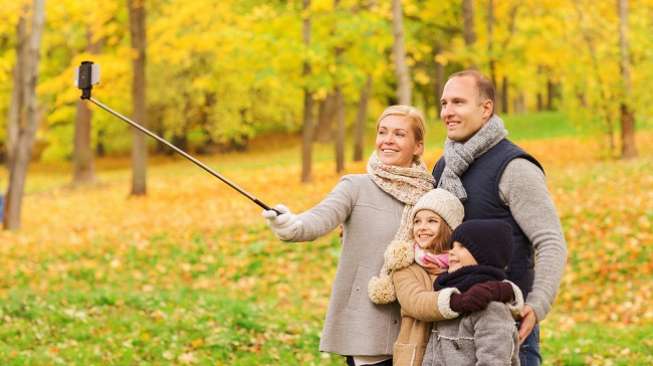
left=432, top=70, right=567, bottom=366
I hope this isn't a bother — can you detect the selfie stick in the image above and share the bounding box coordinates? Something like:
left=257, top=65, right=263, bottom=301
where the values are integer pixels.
left=76, top=61, right=281, bottom=214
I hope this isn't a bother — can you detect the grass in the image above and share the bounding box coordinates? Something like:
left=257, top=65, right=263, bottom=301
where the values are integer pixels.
left=503, top=111, right=581, bottom=140
left=541, top=319, right=653, bottom=365
left=0, top=112, right=652, bottom=365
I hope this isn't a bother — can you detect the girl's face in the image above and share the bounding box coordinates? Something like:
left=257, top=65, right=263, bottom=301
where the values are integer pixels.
left=375, top=115, right=424, bottom=167
left=448, top=241, right=478, bottom=272
left=413, top=210, right=443, bottom=250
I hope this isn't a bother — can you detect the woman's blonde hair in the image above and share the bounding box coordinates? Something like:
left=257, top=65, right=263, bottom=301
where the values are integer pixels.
left=376, top=105, right=427, bottom=161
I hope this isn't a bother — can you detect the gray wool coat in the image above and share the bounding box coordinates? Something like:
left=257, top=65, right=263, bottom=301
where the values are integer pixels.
left=288, top=174, right=405, bottom=357
left=421, top=302, right=521, bottom=366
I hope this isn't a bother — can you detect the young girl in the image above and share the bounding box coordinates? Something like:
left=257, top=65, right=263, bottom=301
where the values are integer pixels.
left=422, top=219, right=524, bottom=366
left=367, top=189, right=516, bottom=366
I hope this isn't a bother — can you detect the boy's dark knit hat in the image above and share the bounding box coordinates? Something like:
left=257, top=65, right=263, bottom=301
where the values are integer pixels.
left=451, top=219, right=513, bottom=269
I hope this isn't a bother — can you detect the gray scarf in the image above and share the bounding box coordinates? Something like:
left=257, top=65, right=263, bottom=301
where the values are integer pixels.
left=438, top=115, right=508, bottom=202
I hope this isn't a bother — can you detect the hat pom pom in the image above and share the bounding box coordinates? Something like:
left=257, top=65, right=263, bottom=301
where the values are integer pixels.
left=384, top=240, right=414, bottom=271
left=368, top=275, right=396, bottom=304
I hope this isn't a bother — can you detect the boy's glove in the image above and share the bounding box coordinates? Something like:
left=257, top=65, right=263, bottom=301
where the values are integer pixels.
left=449, top=281, right=514, bottom=314
left=262, top=204, right=302, bottom=241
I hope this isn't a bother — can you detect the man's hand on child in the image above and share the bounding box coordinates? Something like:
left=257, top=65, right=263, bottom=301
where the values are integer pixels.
left=518, top=305, right=537, bottom=344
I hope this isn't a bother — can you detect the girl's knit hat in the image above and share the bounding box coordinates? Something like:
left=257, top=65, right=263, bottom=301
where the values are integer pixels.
left=368, top=188, right=464, bottom=304
left=410, top=188, right=465, bottom=231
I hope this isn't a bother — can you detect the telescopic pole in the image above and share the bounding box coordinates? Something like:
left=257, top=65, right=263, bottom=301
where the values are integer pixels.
left=77, top=61, right=280, bottom=214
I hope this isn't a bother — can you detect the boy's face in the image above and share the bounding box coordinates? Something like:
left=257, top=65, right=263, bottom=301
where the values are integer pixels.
left=413, top=210, right=443, bottom=250
left=448, top=241, right=478, bottom=272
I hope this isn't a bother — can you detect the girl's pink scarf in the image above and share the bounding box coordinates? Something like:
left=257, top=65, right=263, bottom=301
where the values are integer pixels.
left=414, top=243, right=449, bottom=269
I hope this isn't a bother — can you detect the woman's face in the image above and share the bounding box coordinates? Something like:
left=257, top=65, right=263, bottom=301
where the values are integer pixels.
left=375, top=115, right=423, bottom=167
left=448, top=241, right=478, bottom=272
left=413, top=210, right=442, bottom=250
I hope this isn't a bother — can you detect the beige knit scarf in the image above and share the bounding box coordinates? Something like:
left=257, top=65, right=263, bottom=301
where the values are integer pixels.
left=367, top=152, right=435, bottom=304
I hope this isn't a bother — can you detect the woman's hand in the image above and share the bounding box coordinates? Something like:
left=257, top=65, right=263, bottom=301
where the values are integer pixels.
left=262, top=204, right=302, bottom=241
left=449, top=281, right=514, bottom=314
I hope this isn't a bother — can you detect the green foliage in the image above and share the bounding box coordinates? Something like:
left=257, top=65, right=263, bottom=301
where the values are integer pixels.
left=0, top=0, right=652, bottom=160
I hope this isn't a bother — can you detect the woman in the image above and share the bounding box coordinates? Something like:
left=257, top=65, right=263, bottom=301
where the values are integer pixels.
left=262, top=105, right=498, bottom=366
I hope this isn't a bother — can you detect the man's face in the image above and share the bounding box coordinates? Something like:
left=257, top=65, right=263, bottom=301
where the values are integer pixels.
left=440, top=76, right=493, bottom=142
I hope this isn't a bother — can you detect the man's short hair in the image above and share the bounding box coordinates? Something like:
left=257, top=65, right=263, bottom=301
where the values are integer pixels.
left=448, top=70, right=495, bottom=114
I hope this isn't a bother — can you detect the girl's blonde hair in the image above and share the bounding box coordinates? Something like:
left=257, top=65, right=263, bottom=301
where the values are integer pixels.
left=376, top=105, right=427, bottom=160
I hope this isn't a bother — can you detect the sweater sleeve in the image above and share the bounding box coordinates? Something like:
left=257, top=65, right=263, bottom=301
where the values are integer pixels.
left=392, top=266, right=450, bottom=322
left=291, top=175, right=358, bottom=242
left=498, top=158, right=568, bottom=321
left=472, top=303, right=519, bottom=366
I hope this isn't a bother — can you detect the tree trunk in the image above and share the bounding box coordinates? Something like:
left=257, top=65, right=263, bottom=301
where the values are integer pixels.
left=618, top=0, right=637, bottom=159
left=301, top=0, right=314, bottom=182
left=487, top=0, right=497, bottom=90
left=434, top=57, right=445, bottom=114
left=334, top=86, right=345, bottom=173
left=422, top=85, right=431, bottom=121
left=353, top=75, right=372, bottom=162
left=546, top=79, right=554, bottom=110
left=301, top=95, right=315, bottom=182
left=462, top=0, right=476, bottom=45
left=501, top=76, right=509, bottom=114
left=128, top=0, right=147, bottom=195
left=536, top=92, right=543, bottom=111
left=573, top=3, right=615, bottom=155
left=462, top=0, right=476, bottom=68
left=4, top=0, right=45, bottom=231
left=391, top=0, right=411, bottom=105
left=332, top=0, right=345, bottom=173
left=5, top=14, right=27, bottom=171
left=513, top=92, right=526, bottom=114
left=96, top=129, right=106, bottom=157
left=73, top=30, right=101, bottom=185
left=73, top=99, right=95, bottom=184
left=314, top=93, right=336, bottom=142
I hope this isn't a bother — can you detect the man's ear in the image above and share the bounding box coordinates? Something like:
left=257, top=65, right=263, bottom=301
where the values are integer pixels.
left=481, top=99, right=494, bottom=119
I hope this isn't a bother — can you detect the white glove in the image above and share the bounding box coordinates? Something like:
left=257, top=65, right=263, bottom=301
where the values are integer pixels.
left=262, top=204, right=302, bottom=241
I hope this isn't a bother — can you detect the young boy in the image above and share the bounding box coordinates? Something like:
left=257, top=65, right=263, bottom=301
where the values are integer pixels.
left=422, top=219, right=524, bottom=366
left=368, top=189, right=518, bottom=366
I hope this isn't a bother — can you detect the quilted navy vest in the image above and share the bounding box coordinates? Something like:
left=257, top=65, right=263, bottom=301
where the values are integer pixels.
left=432, top=139, right=543, bottom=297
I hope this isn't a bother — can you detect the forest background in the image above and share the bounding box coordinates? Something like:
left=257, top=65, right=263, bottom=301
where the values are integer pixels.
left=0, top=0, right=652, bottom=365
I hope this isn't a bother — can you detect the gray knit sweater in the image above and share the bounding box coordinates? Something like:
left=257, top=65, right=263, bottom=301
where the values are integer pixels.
left=498, top=158, right=567, bottom=321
